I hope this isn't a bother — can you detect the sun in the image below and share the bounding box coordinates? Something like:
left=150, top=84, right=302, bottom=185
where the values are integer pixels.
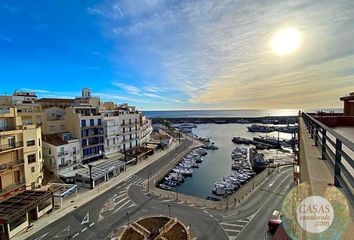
left=271, top=28, right=302, bottom=56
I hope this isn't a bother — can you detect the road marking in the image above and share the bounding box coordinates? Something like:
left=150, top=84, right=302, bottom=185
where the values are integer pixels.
left=114, top=196, right=129, bottom=206
left=235, top=173, right=292, bottom=239
left=114, top=192, right=127, bottom=200
left=221, top=222, right=244, bottom=227
left=81, top=227, right=87, bottom=233
left=208, top=214, right=214, bottom=218
left=54, top=226, right=70, bottom=238
left=161, top=199, right=173, bottom=202
left=72, top=233, right=80, bottom=238
left=81, top=212, right=90, bottom=225
left=128, top=203, right=135, bottom=208
left=114, top=199, right=132, bottom=213
left=224, top=229, right=241, bottom=233
left=236, top=219, right=249, bottom=223
left=34, top=232, right=48, bottom=240
left=89, top=222, right=95, bottom=227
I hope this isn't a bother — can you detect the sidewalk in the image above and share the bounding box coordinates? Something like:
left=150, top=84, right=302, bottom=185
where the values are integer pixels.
left=15, top=140, right=182, bottom=240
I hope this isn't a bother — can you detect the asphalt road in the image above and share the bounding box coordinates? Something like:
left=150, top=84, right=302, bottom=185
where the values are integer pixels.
left=28, top=139, right=293, bottom=240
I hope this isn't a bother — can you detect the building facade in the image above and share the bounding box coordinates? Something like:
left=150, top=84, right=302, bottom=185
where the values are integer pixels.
left=43, top=132, right=80, bottom=183
left=340, top=92, right=354, bottom=116
left=101, top=110, right=122, bottom=157
left=0, top=108, right=43, bottom=201
left=65, top=106, right=104, bottom=164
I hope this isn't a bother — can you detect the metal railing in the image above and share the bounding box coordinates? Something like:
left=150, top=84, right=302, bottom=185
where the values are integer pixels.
left=0, top=159, right=25, bottom=172
left=302, top=113, right=354, bottom=206
left=58, top=150, right=69, bottom=157
left=0, top=141, right=23, bottom=152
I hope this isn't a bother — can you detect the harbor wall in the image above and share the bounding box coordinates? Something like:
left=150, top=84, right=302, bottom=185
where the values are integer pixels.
left=151, top=116, right=297, bottom=124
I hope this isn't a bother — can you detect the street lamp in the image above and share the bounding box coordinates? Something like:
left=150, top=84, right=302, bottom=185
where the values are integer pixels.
left=147, top=170, right=151, bottom=193
left=126, top=212, right=130, bottom=227
left=168, top=204, right=172, bottom=217
left=88, top=164, right=93, bottom=189
left=175, top=185, right=179, bottom=201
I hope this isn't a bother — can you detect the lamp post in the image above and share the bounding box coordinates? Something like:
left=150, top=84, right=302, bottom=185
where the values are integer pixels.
left=126, top=212, right=130, bottom=227
left=88, top=164, right=93, bottom=189
left=168, top=204, right=172, bottom=218
left=147, top=170, right=151, bottom=193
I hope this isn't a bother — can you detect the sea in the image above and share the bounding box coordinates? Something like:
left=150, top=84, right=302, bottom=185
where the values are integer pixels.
left=143, top=109, right=342, bottom=119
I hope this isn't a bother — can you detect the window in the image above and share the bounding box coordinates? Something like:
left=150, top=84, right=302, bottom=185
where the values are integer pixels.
left=129, top=119, right=131, bottom=124
left=8, top=137, right=15, bottom=147
left=122, top=119, right=125, bottom=125
left=39, top=151, right=41, bottom=159
left=113, top=138, right=116, bottom=144
left=9, top=214, right=27, bottom=231
left=90, top=119, right=94, bottom=126
left=49, top=148, right=51, bottom=154
left=135, top=119, right=138, bottom=124
left=27, top=140, right=35, bottom=146
left=38, top=138, right=41, bottom=146
left=123, top=128, right=125, bottom=133
left=81, top=119, right=86, bottom=127
left=31, top=166, right=35, bottom=173
left=98, top=119, right=102, bottom=126
left=61, top=158, right=65, bottom=165
left=28, top=154, right=36, bottom=164
left=107, top=139, right=110, bottom=146
left=129, top=127, right=132, bottom=132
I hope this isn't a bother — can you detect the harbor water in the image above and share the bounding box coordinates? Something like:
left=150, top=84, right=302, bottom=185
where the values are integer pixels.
left=173, top=123, right=294, bottom=198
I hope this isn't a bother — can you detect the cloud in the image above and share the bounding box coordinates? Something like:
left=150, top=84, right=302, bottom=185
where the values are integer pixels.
left=94, top=0, right=354, bottom=109
left=0, top=36, right=13, bottom=43
left=112, top=82, right=142, bottom=95
left=0, top=3, right=18, bottom=13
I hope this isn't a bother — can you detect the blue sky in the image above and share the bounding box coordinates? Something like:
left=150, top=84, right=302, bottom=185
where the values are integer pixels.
left=1, top=0, right=354, bottom=110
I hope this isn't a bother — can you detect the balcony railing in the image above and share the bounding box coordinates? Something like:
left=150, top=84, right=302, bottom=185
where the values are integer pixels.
left=58, top=150, right=69, bottom=157
left=0, top=141, right=23, bottom=152
left=0, top=126, right=20, bottom=132
left=0, top=159, right=24, bottom=172
left=302, top=112, right=354, bottom=206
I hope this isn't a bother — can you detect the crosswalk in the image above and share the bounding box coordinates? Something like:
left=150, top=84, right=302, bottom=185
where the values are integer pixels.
left=99, top=189, right=136, bottom=220
left=123, top=175, right=147, bottom=187
left=219, top=216, right=253, bottom=240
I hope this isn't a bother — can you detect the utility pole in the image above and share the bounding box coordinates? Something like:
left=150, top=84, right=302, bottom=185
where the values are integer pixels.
left=147, top=170, right=151, bottom=193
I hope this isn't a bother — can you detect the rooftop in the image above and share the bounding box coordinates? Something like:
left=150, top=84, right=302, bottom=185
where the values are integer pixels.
left=0, top=190, right=52, bottom=222
left=37, top=98, right=75, bottom=102
left=43, top=133, right=77, bottom=146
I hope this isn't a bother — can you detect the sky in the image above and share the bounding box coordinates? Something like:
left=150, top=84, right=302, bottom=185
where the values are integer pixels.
left=1, top=0, right=354, bottom=110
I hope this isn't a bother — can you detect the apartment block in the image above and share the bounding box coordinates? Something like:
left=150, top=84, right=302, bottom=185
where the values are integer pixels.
left=65, top=106, right=104, bottom=164
left=101, top=110, right=122, bottom=157
left=119, top=105, right=141, bottom=152
left=42, top=132, right=80, bottom=183
left=0, top=108, right=43, bottom=200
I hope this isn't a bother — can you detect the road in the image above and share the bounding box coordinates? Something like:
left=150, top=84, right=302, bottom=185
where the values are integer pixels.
left=28, top=138, right=293, bottom=240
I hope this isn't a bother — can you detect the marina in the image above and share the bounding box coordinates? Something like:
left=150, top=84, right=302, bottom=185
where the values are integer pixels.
left=157, top=123, right=295, bottom=198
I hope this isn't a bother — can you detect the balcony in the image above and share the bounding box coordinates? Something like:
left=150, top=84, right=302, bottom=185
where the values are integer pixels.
left=58, top=150, right=69, bottom=157
left=71, top=151, right=79, bottom=155
left=121, top=122, right=138, bottom=127
left=58, top=160, right=78, bottom=170
left=0, top=159, right=25, bottom=173
left=0, top=126, right=21, bottom=132
left=0, top=141, right=23, bottom=152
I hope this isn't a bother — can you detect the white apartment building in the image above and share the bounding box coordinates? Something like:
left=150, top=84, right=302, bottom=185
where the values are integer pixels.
left=118, top=105, right=141, bottom=152
left=101, top=110, right=122, bottom=157
left=42, top=132, right=80, bottom=183
left=140, top=115, right=153, bottom=146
